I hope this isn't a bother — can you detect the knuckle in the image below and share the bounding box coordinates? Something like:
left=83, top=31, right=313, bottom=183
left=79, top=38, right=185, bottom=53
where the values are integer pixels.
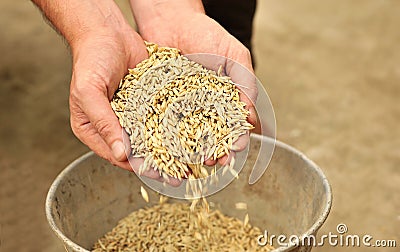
left=69, top=113, right=84, bottom=140
left=235, top=42, right=251, bottom=59
left=70, top=120, right=79, bottom=138
left=70, top=69, right=108, bottom=100
left=93, top=119, right=114, bottom=141
left=69, top=82, right=91, bottom=106
left=242, top=47, right=251, bottom=58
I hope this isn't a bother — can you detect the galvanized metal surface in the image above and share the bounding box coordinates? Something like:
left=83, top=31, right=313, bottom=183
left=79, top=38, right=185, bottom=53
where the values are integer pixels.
left=45, top=135, right=332, bottom=251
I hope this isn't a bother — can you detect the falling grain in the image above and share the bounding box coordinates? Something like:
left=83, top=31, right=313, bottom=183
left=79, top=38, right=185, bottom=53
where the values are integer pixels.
left=235, top=202, right=248, bottom=210
left=244, top=213, right=250, bottom=227
left=140, top=186, right=149, bottom=203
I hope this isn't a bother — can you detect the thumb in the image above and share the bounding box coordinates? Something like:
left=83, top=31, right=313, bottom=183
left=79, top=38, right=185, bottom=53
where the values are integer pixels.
left=71, top=67, right=128, bottom=162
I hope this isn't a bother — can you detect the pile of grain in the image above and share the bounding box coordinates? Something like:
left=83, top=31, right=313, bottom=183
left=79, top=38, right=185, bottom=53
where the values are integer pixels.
left=111, top=42, right=253, bottom=180
left=92, top=200, right=274, bottom=252
left=101, top=43, right=269, bottom=251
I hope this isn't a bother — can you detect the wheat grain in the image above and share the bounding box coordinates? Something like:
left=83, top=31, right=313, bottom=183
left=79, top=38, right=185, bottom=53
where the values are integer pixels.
left=110, top=42, right=253, bottom=182
left=92, top=202, right=274, bottom=252
left=140, top=186, right=149, bottom=203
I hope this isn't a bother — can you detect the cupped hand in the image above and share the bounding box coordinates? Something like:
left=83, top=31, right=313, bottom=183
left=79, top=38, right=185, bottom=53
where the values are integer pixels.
left=135, top=10, right=258, bottom=166
left=68, top=28, right=182, bottom=184
left=69, top=28, right=145, bottom=169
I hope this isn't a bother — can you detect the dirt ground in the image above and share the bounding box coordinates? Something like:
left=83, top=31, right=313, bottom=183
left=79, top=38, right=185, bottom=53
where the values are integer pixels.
left=1, top=0, right=399, bottom=251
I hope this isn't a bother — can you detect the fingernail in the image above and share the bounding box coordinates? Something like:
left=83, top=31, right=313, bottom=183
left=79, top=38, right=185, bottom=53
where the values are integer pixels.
left=111, top=141, right=126, bottom=161
left=231, top=144, right=241, bottom=151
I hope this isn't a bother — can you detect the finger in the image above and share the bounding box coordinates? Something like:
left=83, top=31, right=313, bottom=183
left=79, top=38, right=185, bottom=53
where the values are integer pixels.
left=204, top=158, right=217, bottom=166
left=73, top=109, right=182, bottom=186
left=227, top=61, right=258, bottom=127
left=218, top=151, right=236, bottom=166
left=226, top=58, right=257, bottom=104
left=127, top=156, right=163, bottom=180
left=82, top=134, right=180, bottom=186
left=204, top=144, right=218, bottom=166
left=70, top=37, right=146, bottom=162
left=121, top=128, right=133, bottom=157
left=251, top=111, right=262, bottom=135
left=213, top=131, right=250, bottom=167
left=128, top=156, right=182, bottom=186
left=72, top=119, right=133, bottom=171
left=72, top=78, right=127, bottom=162
left=240, top=94, right=257, bottom=126
left=231, top=131, right=250, bottom=152
left=89, top=99, right=127, bottom=161
left=162, top=176, right=182, bottom=187
left=126, top=157, right=181, bottom=186
left=127, top=35, right=149, bottom=68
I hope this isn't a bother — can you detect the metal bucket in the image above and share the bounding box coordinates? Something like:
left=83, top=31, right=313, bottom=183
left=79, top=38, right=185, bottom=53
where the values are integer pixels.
left=46, top=135, right=332, bottom=251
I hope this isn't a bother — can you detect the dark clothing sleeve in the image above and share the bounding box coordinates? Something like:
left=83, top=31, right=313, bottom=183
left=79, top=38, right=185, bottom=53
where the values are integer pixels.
left=203, top=0, right=257, bottom=56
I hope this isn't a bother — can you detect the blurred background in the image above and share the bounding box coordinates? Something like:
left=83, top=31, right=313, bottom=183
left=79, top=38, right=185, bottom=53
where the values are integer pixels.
left=1, top=0, right=399, bottom=251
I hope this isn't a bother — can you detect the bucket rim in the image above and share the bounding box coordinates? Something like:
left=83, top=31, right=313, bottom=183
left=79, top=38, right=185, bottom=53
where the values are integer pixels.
left=45, top=151, right=93, bottom=252
left=251, top=134, right=333, bottom=251
left=45, top=135, right=332, bottom=251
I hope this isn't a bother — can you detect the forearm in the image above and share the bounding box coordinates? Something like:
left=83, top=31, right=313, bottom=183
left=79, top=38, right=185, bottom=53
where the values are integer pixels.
left=32, top=0, right=131, bottom=48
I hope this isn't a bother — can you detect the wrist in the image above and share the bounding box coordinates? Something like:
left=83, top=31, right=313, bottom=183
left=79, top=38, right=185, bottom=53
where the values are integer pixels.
left=33, top=0, right=132, bottom=49
left=69, top=25, right=133, bottom=55
left=130, top=0, right=205, bottom=38
left=67, top=10, right=132, bottom=52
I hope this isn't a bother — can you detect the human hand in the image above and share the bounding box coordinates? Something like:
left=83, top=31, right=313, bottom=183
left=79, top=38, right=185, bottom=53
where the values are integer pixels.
left=68, top=28, right=145, bottom=168
left=32, top=0, right=183, bottom=184
left=131, top=0, right=258, bottom=166
left=69, top=29, right=183, bottom=185
left=68, top=28, right=180, bottom=185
